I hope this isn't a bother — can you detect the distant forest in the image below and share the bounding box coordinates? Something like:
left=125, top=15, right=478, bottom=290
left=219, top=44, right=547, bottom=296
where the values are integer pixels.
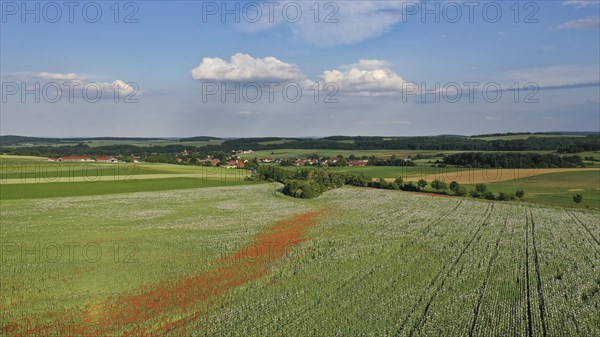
left=1, top=135, right=599, bottom=158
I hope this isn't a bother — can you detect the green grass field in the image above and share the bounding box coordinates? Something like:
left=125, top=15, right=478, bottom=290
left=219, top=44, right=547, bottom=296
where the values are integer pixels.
left=0, top=177, right=256, bottom=200
left=1, top=155, right=248, bottom=183
left=464, top=170, right=600, bottom=210
left=0, top=155, right=253, bottom=200
left=1, top=184, right=598, bottom=336
left=1, top=154, right=598, bottom=335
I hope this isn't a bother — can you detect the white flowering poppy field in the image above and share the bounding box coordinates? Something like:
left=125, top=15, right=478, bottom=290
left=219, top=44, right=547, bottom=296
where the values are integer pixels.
left=1, top=184, right=598, bottom=336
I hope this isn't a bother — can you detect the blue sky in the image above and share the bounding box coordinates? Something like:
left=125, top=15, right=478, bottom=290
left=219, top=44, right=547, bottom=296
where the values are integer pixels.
left=1, top=0, right=599, bottom=137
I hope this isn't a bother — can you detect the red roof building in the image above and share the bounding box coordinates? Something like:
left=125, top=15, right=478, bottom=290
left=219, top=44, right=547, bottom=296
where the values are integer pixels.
left=96, top=156, right=117, bottom=162
left=59, top=156, right=92, bottom=161
left=349, top=160, right=369, bottom=167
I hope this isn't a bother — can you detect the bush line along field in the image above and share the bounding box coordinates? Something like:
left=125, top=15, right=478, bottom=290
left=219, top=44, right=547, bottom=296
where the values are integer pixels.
left=1, top=184, right=598, bottom=335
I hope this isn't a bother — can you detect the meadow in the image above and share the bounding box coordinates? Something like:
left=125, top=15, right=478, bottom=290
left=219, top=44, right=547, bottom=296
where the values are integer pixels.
left=0, top=155, right=246, bottom=181
left=0, top=155, right=251, bottom=200
left=465, top=170, right=600, bottom=210
left=1, top=184, right=598, bottom=336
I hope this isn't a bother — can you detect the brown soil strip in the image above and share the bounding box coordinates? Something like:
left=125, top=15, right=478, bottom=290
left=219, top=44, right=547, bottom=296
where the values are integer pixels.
left=3, top=210, right=330, bottom=336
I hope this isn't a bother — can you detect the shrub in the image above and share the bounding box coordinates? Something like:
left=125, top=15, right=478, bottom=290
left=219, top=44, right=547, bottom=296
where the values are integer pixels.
left=431, top=179, right=448, bottom=191
left=469, top=190, right=480, bottom=198
left=282, top=180, right=324, bottom=199
left=449, top=181, right=467, bottom=196
left=449, top=181, right=459, bottom=192
left=482, top=191, right=496, bottom=200
left=401, top=182, right=420, bottom=192
left=475, top=184, right=487, bottom=194
left=347, top=173, right=370, bottom=187
left=497, top=192, right=511, bottom=201
left=454, top=186, right=468, bottom=197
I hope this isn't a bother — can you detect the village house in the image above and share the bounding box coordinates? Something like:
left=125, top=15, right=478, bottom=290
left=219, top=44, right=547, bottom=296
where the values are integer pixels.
left=349, top=160, right=369, bottom=167
left=224, top=159, right=245, bottom=169
left=294, top=159, right=319, bottom=166
left=198, top=157, right=220, bottom=166
left=57, top=156, right=93, bottom=162
left=96, top=156, right=118, bottom=163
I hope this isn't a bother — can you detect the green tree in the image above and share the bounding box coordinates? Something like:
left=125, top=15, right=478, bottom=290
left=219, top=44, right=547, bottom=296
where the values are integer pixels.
left=515, top=190, right=525, bottom=199
left=395, top=177, right=404, bottom=185
left=401, top=182, right=419, bottom=191
left=454, top=185, right=468, bottom=196
left=497, top=192, right=510, bottom=201
left=475, top=183, right=487, bottom=194
left=449, top=181, right=459, bottom=192
left=378, top=178, right=391, bottom=189
left=573, top=194, right=583, bottom=204
left=430, top=179, right=448, bottom=191
left=483, top=191, right=496, bottom=200
left=417, top=179, right=428, bottom=190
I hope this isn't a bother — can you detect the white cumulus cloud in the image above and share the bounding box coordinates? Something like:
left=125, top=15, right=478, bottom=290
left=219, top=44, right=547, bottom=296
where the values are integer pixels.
left=320, top=60, right=408, bottom=96
left=191, top=53, right=305, bottom=81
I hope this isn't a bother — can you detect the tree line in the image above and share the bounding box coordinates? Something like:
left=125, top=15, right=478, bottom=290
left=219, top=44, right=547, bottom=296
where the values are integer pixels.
left=251, top=166, right=528, bottom=202
left=443, top=152, right=585, bottom=168
left=210, top=135, right=600, bottom=152
left=3, top=135, right=599, bottom=157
